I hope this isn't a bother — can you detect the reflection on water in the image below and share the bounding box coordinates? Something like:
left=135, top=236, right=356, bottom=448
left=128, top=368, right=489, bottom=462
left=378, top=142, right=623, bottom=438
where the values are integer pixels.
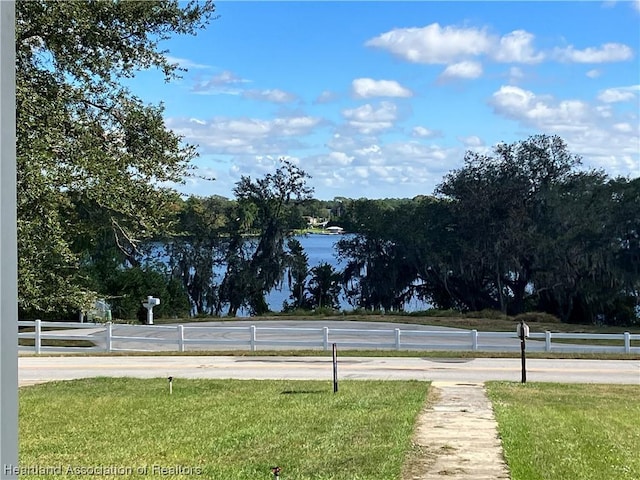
left=155, top=233, right=428, bottom=315
left=265, top=233, right=345, bottom=313
left=264, top=233, right=429, bottom=314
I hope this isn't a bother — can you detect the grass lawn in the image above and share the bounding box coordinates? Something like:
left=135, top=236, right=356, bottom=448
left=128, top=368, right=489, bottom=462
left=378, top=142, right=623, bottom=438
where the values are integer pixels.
left=19, top=378, right=429, bottom=479
left=487, top=382, right=640, bottom=480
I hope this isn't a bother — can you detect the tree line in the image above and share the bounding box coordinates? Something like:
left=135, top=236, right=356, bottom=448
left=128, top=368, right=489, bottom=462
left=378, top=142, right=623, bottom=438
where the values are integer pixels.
left=16, top=1, right=638, bottom=325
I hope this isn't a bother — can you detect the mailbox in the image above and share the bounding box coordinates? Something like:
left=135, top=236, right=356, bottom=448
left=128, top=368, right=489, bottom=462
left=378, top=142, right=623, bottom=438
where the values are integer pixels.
left=517, top=322, right=529, bottom=339
left=146, top=296, right=160, bottom=307
left=142, top=296, right=161, bottom=325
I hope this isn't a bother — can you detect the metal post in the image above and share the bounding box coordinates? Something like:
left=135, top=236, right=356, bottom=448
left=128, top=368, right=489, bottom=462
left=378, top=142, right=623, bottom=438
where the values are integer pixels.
left=0, top=2, right=18, bottom=477
left=332, top=343, right=338, bottom=393
left=520, top=319, right=526, bottom=384
left=394, top=328, right=401, bottom=350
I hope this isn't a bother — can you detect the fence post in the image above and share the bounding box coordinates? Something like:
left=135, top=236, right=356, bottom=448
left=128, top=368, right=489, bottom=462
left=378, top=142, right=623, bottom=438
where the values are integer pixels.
left=624, top=332, right=631, bottom=354
left=323, top=327, right=329, bottom=351
left=250, top=325, right=256, bottom=352
left=34, top=319, right=41, bottom=355
left=545, top=331, right=552, bottom=352
left=178, top=324, right=185, bottom=352
left=105, top=322, right=112, bottom=352
left=471, top=329, right=478, bottom=351
left=395, top=328, right=401, bottom=350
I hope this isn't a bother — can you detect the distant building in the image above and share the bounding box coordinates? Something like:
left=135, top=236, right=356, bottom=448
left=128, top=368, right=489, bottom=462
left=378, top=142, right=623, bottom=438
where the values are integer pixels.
left=304, top=216, right=329, bottom=228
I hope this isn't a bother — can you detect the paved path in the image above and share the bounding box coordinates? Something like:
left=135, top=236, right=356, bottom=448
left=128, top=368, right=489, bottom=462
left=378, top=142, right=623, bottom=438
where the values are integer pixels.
left=18, top=356, right=640, bottom=386
left=407, top=382, right=510, bottom=480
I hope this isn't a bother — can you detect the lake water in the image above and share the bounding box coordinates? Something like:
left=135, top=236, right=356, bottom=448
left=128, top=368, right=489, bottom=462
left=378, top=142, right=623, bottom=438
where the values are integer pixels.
left=265, top=233, right=347, bottom=312
left=264, top=233, right=429, bottom=314
left=157, top=233, right=428, bottom=315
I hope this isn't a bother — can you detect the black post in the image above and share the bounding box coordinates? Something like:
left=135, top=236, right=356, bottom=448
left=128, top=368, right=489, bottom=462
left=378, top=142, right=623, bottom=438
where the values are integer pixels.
left=519, top=320, right=526, bottom=384
left=332, top=343, right=338, bottom=393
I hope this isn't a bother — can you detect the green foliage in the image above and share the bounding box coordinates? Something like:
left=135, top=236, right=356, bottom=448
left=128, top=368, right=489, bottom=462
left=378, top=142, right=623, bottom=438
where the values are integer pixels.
left=415, top=309, right=463, bottom=318
left=16, top=0, right=215, bottom=314
left=464, top=309, right=509, bottom=320
left=282, top=238, right=310, bottom=312
left=513, top=312, right=562, bottom=324
left=307, top=262, right=342, bottom=310
left=164, top=196, right=233, bottom=315
left=105, top=266, right=190, bottom=321
left=337, top=135, right=638, bottom=325
left=219, top=159, right=314, bottom=316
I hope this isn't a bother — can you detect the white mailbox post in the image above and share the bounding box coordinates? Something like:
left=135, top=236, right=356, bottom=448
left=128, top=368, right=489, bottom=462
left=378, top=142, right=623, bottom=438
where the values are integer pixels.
left=142, top=296, right=160, bottom=325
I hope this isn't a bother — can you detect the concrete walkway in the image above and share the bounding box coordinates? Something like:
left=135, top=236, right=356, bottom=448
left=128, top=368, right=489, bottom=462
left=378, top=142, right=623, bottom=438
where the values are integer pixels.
left=406, top=381, right=511, bottom=480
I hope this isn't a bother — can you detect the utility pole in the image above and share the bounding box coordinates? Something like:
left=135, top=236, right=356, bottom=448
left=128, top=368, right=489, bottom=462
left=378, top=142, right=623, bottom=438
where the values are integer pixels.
left=0, top=2, right=19, bottom=478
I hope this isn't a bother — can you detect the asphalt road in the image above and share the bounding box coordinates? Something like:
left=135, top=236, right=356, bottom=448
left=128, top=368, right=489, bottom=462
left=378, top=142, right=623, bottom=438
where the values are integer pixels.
left=19, top=355, right=640, bottom=386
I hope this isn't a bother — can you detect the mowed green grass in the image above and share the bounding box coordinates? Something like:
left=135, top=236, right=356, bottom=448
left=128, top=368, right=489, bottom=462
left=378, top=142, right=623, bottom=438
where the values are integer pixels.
left=19, top=378, right=429, bottom=479
left=487, top=382, right=640, bottom=480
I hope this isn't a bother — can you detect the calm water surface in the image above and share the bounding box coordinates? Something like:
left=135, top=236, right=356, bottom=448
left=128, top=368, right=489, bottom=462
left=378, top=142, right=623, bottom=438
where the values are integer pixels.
left=265, top=233, right=428, bottom=313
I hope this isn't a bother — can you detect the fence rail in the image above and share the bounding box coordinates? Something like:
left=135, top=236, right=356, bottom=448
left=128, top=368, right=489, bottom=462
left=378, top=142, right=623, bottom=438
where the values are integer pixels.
left=17, top=320, right=640, bottom=355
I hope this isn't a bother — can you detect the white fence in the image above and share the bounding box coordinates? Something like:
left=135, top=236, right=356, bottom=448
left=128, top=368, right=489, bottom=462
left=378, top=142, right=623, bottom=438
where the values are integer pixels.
left=17, top=320, right=640, bottom=355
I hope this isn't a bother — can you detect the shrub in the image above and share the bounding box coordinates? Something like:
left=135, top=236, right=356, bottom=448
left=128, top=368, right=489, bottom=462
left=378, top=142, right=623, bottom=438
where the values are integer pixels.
left=420, top=309, right=462, bottom=317
left=513, top=312, right=562, bottom=324
left=105, top=267, right=190, bottom=321
left=465, top=309, right=509, bottom=320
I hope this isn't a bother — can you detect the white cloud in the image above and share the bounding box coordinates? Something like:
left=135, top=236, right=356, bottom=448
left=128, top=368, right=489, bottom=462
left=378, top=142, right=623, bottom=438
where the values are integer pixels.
left=166, top=115, right=322, bottom=155
left=553, top=43, right=634, bottom=63
left=412, top=126, right=442, bottom=138
left=586, top=69, right=602, bottom=78
left=492, top=30, right=544, bottom=64
left=365, top=24, right=548, bottom=67
left=242, top=89, right=298, bottom=103
left=490, top=85, right=591, bottom=128
left=597, top=85, right=639, bottom=103
left=191, top=70, right=251, bottom=94
left=439, top=61, right=483, bottom=80
left=458, top=135, right=485, bottom=147
left=489, top=85, right=639, bottom=177
left=352, top=78, right=413, bottom=98
left=166, top=56, right=211, bottom=70
left=365, top=23, right=492, bottom=64
left=612, top=122, right=634, bottom=133
left=212, top=70, right=249, bottom=85
left=342, top=101, right=398, bottom=134
left=326, top=151, right=355, bottom=166
left=367, top=22, right=633, bottom=71
left=307, top=138, right=462, bottom=198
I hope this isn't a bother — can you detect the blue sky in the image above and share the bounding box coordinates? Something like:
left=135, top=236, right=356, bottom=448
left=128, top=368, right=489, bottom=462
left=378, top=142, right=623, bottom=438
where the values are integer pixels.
left=130, top=1, right=640, bottom=200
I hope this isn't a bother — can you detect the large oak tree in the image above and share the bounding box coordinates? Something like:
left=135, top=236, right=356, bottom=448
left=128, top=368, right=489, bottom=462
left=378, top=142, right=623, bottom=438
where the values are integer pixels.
left=16, top=0, right=215, bottom=314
